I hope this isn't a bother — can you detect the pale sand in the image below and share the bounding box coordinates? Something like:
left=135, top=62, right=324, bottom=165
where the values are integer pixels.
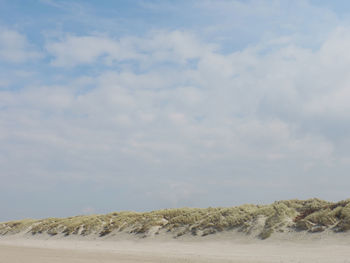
left=1, top=236, right=350, bottom=263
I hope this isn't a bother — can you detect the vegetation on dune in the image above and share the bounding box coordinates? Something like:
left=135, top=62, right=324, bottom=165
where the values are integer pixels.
left=0, top=219, right=36, bottom=235
left=1, top=198, right=350, bottom=239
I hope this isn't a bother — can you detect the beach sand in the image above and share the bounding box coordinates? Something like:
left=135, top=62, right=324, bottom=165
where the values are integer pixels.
left=1, top=235, right=350, bottom=263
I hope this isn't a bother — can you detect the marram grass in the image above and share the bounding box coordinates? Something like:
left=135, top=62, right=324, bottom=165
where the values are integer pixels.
left=1, top=198, right=350, bottom=239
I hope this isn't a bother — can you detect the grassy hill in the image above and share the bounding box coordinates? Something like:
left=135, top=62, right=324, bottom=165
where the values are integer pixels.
left=1, top=198, right=350, bottom=239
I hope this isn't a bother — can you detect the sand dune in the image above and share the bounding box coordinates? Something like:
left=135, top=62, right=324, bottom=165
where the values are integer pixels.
left=2, top=198, right=350, bottom=262
left=2, top=198, right=350, bottom=241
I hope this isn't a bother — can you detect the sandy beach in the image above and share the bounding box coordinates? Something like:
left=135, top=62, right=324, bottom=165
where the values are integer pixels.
left=1, top=235, right=350, bottom=263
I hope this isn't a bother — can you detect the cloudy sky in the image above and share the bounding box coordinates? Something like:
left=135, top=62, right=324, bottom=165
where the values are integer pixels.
left=2, top=0, right=350, bottom=221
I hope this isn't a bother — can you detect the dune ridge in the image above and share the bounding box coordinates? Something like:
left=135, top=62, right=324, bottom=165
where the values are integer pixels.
left=1, top=198, right=350, bottom=240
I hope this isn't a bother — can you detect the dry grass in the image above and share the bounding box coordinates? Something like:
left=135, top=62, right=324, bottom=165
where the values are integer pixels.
left=1, top=198, right=350, bottom=239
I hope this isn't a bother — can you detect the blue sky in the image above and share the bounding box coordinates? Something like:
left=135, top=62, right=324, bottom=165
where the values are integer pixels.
left=2, top=0, right=350, bottom=221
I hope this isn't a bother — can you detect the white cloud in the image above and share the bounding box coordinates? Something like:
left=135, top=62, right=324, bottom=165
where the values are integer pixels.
left=1, top=31, right=338, bottom=161
left=46, top=31, right=215, bottom=67
left=0, top=28, right=41, bottom=63
left=4, top=23, right=350, bottom=213
left=46, top=35, right=124, bottom=67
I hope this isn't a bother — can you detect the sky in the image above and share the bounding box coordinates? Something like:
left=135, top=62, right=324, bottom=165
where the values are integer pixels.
left=1, top=0, right=350, bottom=221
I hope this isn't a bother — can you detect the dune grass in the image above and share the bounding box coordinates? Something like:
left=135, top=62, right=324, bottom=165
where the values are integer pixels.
left=1, top=198, right=350, bottom=239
